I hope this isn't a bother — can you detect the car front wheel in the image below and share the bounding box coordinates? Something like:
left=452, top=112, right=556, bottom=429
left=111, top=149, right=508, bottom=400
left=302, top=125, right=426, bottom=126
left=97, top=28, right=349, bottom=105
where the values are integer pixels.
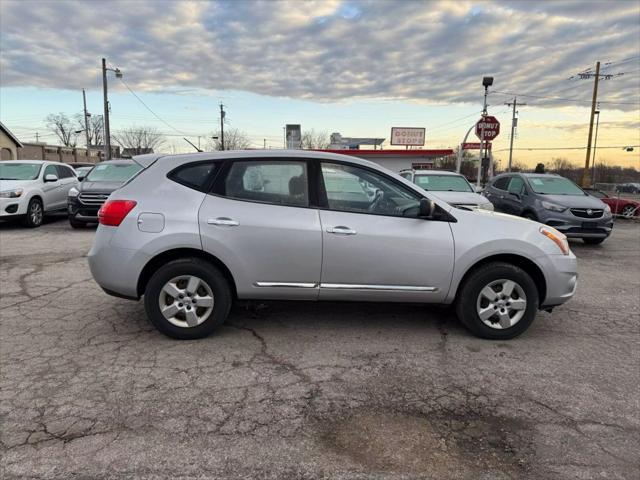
left=144, top=258, right=232, bottom=339
left=455, top=262, right=539, bottom=339
left=69, top=216, right=86, bottom=229
left=22, top=198, right=44, bottom=228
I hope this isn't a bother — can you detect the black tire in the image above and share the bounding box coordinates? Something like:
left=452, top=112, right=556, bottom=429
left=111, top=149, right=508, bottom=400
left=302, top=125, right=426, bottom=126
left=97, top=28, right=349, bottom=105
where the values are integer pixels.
left=69, top=216, right=86, bottom=229
left=583, top=237, right=605, bottom=245
left=21, top=198, right=44, bottom=228
left=144, top=258, right=232, bottom=340
left=455, top=262, right=539, bottom=340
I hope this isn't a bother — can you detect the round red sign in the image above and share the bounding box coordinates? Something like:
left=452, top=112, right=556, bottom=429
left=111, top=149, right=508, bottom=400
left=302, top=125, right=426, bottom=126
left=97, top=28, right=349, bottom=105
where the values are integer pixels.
left=475, top=116, right=500, bottom=141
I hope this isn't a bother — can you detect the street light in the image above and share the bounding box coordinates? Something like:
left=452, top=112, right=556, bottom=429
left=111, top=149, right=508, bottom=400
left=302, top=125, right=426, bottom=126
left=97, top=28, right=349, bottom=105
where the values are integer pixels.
left=102, top=58, right=123, bottom=159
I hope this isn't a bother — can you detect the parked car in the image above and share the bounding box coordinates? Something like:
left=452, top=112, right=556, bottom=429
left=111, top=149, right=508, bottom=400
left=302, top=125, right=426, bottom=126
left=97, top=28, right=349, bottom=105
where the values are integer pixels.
left=67, top=159, right=142, bottom=228
left=615, top=182, right=640, bottom=194
left=484, top=173, right=613, bottom=245
left=88, top=151, right=577, bottom=341
left=0, top=160, right=78, bottom=227
left=584, top=188, right=639, bottom=218
left=399, top=169, right=493, bottom=210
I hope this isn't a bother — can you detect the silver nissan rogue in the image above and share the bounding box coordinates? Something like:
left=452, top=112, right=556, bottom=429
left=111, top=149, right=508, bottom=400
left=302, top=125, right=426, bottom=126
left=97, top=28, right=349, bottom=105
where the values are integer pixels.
left=88, top=151, right=577, bottom=340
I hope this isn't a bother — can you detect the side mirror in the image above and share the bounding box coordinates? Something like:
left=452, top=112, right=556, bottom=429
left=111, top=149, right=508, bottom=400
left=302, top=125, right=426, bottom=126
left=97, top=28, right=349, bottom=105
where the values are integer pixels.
left=475, top=185, right=484, bottom=193
left=44, top=174, right=59, bottom=183
left=510, top=191, right=521, bottom=200
left=419, top=198, right=435, bottom=218
left=77, top=175, right=85, bottom=181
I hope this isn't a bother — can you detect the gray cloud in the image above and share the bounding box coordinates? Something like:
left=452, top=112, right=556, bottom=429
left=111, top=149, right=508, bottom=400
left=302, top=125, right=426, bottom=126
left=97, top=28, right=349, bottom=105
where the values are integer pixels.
left=1, top=0, right=638, bottom=110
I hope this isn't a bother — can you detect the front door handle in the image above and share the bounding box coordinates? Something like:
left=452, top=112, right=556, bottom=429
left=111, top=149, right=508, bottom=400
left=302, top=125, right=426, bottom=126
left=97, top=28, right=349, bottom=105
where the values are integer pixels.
left=326, top=226, right=357, bottom=235
left=207, top=217, right=239, bottom=227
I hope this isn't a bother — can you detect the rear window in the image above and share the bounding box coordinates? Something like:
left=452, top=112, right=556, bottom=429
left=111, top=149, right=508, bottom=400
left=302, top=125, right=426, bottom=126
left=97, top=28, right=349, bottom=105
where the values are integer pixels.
left=414, top=174, right=473, bottom=192
left=168, top=162, right=217, bottom=192
left=492, top=177, right=510, bottom=190
left=86, top=163, right=142, bottom=182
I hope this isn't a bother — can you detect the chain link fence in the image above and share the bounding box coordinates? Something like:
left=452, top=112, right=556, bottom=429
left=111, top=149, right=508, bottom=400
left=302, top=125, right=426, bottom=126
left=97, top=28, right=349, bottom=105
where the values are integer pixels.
left=593, top=183, right=640, bottom=220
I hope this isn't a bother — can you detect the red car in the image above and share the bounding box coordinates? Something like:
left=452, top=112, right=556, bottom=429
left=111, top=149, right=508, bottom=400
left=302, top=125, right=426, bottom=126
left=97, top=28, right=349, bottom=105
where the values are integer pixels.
left=585, top=188, right=639, bottom=218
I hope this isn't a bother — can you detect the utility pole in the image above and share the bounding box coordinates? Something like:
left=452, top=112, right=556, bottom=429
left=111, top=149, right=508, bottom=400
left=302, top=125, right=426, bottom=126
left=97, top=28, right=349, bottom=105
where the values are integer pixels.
left=102, top=58, right=111, bottom=159
left=505, top=97, right=526, bottom=172
left=263, top=138, right=266, bottom=149
left=591, top=109, right=601, bottom=183
left=580, top=61, right=601, bottom=187
left=82, top=88, right=91, bottom=151
left=35, top=132, right=39, bottom=143
left=219, top=103, right=225, bottom=150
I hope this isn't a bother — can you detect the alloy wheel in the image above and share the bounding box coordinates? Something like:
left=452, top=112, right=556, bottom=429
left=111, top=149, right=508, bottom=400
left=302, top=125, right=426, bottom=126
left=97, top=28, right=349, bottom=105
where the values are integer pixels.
left=158, top=275, right=215, bottom=328
left=622, top=205, right=637, bottom=219
left=30, top=201, right=43, bottom=226
left=476, top=279, right=527, bottom=329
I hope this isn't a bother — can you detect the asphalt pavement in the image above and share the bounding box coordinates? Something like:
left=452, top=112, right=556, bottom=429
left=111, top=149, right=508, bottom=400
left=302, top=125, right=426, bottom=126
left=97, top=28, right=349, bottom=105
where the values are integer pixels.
left=1, top=216, right=638, bottom=479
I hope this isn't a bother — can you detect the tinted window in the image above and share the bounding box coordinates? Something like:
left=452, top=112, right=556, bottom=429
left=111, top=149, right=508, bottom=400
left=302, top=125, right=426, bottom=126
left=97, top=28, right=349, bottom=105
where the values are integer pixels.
left=507, top=177, right=525, bottom=194
left=43, top=165, right=58, bottom=179
left=56, top=165, right=75, bottom=178
left=492, top=177, right=510, bottom=190
left=321, top=163, right=421, bottom=217
left=224, top=161, right=308, bottom=207
left=0, top=163, right=41, bottom=180
left=527, top=176, right=585, bottom=195
left=170, top=162, right=217, bottom=192
left=414, top=174, right=473, bottom=192
left=87, top=163, right=142, bottom=182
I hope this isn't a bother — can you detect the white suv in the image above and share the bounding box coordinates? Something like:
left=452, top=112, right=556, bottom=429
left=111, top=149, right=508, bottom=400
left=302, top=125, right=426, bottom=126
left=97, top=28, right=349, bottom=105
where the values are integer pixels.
left=0, top=160, right=78, bottom=227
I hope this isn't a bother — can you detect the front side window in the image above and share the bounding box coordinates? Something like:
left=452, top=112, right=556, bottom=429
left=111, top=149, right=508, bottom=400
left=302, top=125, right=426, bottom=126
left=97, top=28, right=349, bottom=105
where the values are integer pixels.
left=321, top=162, right=421, bottom=217
left=527, top=176, right=585, bottom=196
left=224, top=161, right=308, bottom=207
left=43, top=165, right=58, bottom=179
left=414, top=174, right=473, bottom=192
left=86, top=163, right=142, bottom=183
left=0, top=163, right=42, bottom=180
left=507, top=177, right=525, bottom=195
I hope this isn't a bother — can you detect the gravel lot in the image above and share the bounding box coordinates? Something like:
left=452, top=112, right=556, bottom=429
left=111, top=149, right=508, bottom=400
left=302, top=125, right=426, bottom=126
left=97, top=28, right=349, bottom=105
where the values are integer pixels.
left=1, top=216, right=639, bottom=479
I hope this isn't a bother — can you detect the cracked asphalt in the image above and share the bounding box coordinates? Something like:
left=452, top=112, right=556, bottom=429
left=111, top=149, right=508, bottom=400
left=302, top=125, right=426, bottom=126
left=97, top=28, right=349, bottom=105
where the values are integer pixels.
left=1, top=216, right=639, bottom=479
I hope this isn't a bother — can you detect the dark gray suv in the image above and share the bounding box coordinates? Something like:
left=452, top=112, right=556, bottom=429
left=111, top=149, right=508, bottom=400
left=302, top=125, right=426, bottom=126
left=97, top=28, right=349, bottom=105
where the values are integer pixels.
left=484, top=173, right=613, bottom=244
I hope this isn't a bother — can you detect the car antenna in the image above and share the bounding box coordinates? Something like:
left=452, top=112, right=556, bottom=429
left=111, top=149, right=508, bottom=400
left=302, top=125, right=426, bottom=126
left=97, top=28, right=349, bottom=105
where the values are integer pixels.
left=183, top=138, right=203, bottom=152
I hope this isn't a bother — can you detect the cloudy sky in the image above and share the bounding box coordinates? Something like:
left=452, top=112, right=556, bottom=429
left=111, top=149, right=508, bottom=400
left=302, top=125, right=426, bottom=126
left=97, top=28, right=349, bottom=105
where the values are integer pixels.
left=1, top=0, right=639, bottom=167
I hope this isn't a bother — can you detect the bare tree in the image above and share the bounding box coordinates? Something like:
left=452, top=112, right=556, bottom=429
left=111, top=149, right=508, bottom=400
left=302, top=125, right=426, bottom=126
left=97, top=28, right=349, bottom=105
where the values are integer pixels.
left=301, top=129, right=330, bottom=149
left=45, top=113, right=79, bottom=147
left=75, top=114, right=104, bottom=147
left=113, top=126, right=165, bottom=154
left=207, top=128, right=252, bottom=151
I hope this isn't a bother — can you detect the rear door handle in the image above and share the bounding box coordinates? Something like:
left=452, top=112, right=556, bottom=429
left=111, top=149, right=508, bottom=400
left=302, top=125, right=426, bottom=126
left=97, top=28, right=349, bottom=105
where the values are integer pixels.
left=207, top=217, right=239, bottom=227
left=326, top=226, right=357, bottom=235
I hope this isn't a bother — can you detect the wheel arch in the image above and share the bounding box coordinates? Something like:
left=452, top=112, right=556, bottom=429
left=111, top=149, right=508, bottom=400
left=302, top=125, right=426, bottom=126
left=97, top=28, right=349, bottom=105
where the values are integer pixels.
left=454, top=253, right=547, bottom=305
left=136, top=248, right=238, bottom=299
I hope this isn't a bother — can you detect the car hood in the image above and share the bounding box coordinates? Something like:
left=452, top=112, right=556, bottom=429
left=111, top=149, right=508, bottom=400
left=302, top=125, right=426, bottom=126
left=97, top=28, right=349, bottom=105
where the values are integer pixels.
left=430, top=191, right=490, bottom=205
left=0, top=179, right=38, bottom=191
left=538, top=194, right=606, bottom=209
left=79, top=181, right=125, bottom=193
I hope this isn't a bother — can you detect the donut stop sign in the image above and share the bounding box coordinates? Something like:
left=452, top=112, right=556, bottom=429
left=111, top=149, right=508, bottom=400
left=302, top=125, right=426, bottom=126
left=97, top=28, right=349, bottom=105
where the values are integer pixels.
left=475, top=116, right=500, bottom=141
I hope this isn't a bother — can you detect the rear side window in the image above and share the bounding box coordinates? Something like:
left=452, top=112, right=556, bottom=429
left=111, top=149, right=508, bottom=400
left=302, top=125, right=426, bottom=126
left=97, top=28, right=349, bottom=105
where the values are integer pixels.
left=168, top=162, right=217, bottom=192
left=507, top=177, right=525, bottom=194
left=492, top=177, right=510, bottom=190
left=223, top=161, right=308, bottom=207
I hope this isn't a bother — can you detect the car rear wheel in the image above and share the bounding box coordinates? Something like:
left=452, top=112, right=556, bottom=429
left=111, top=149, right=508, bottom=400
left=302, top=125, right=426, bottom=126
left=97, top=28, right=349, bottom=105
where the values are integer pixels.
left=144, top=258, right=232, bottom=339
left=455, top=262, right=539, bottom=339
left=22, top=198, right=44, bottom=228
left=622, top=204, right=637, bottom=218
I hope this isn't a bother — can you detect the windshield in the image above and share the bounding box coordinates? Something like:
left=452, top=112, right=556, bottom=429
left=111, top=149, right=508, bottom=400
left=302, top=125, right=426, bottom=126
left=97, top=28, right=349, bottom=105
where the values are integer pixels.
left=528, top=176, right=585, bottom=195
left=0, top=163, right=42, bottom=181
left=414, top=174, right=473, bottom=192
left=86, top=163, right=141, bottom=182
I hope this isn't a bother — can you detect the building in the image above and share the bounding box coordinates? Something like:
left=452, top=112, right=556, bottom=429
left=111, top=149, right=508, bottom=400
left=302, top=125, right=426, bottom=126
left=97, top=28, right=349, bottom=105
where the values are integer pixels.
left=328, top=132, right=385, bottom=150
left=0, top=122, right=23, bottom=160
left=318, top=148, right=455, bottom=172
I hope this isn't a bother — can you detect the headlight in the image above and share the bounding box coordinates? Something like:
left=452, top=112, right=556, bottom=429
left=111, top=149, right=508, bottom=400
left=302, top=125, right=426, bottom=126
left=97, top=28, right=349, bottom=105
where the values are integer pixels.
left=478, top=202, right=494, bottom=211
left=540, top=226, right=570, bottom=255
left=68, top=187, right=79, bottom=198
left=603, top=204, right=611, bottom=214
left=541, top=201, right=567, bottom=212
left=0, top=188, right=23, bottom=198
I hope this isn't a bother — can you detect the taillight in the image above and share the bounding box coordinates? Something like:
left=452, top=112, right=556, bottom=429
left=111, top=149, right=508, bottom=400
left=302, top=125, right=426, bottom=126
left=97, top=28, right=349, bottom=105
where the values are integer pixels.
left=98, top=200, right=137, bottom=226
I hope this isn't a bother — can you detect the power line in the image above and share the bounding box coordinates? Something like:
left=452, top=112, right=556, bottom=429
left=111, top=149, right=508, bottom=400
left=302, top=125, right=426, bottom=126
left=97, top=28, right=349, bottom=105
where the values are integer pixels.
left=492, top=145, right=639, bottom=152
left=489, top=90, right=639, bottom=106
left=118, top=78, right=188, bottom=135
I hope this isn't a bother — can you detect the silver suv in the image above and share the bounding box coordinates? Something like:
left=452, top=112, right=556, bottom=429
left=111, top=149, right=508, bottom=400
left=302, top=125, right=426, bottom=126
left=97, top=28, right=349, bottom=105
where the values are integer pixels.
left=88, top=151, right=577, bottom=340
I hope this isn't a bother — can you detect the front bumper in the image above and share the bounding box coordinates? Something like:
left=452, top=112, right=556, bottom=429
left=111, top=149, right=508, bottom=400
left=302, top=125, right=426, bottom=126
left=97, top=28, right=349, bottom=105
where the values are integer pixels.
left=68, top=196, right=100, bottom=221
left=0, top=196, right=28, bottom=218
left=536, top=252, right=578, bottom=308
left=538, top=211, right=613, bottom=239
